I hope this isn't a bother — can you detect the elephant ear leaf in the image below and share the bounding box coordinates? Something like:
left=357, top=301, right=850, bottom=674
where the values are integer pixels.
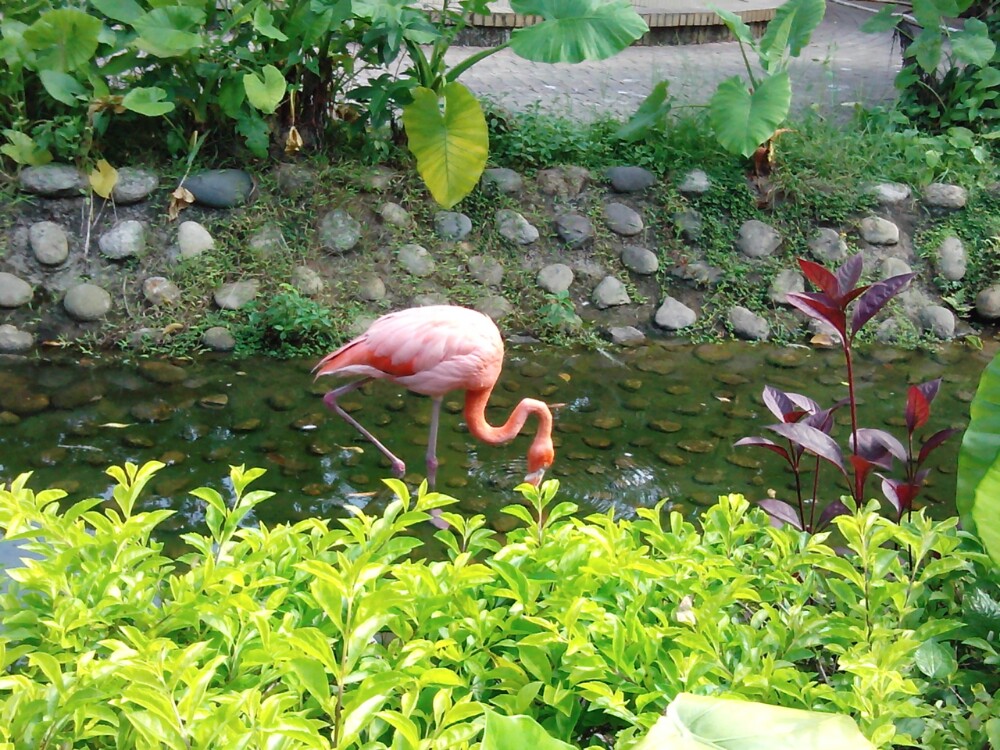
left=402, top=82, right=488, bottom=209
left=958, top=351, right=1000, bottom=539
left=633, top=693, right=875, bottom=750
left=508, top=0, right=648, bottom=63
left=709, top=71, right=791, bottom=157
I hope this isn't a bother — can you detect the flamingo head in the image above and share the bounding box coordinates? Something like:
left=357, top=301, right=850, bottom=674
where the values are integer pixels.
left=524, top=437, right=555, bottom=486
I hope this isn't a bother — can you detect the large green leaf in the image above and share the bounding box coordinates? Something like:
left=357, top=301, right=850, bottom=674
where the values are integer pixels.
left=481, top=711, right=576, bottom=750
left=402, top=82, right=488, bottom=209
left=951, top=19, right=996, bottom=67
left=957, top=352, right=1000, bottom=536
left=90, top=0, right=144, bottom=24
left=710, top=6, right=756, bottom=46
left=132, top=7, right=205, bottom=57
left=24, top=9, right=102, bottom=73
left=122, top=86, right=175, bottom=116
left=709, top=72, right=792, bottom=157
left=973, top=463, right=1000, bottom=565
left=244, top=65, right=287, bottom=114
left=759, top=0, right=825, bottom=59
left=39, top=70, right=87, bottom=106
left=508, top=0, right=648, bottom=63
left=633, top=693, right=875, bottom=750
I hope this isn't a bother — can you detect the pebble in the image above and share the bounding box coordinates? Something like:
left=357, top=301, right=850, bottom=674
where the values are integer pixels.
left=678, top=169, right=711, bottom=196
left=769, top=269, right=804, bottom=304
left=936, top=237, right=966, bottom=281
left=621, top=245, right=658, bottom=274
left=199, top=394, right=229, bottom=409
left=608, top=326, right=645, bottom=346
left=868, top=181, right=911, bottom=204
left=920, top=305, right=955, bottom=339
left=649, top=419, right=682, bottom=433
left=249, top=224, right=286, bottom=256
left=476, top=295, right=514, bottom=321
left=737, top=220, right=782, bottom=258
left=112, top=167, right=159, bottom=204
left=398, top=244, right=435, bottom=277
left=923, top=183, right=967, bottom=209
left=358, top=275, right=387, bottom=301
left=99, top=220, right=146, bottom=260
left=654, top=297, right=696, bottom=330
left=273, top=163, right=316, bottom=195
left=177, top=221, right=215, bottom=259
left=1, top=391, right=49, bottom=415
left=19, top=164, right=85, bottom=196
left=537, top=264, right=574, bottom=293
left=291, top=266, right=324, bottom=296
left=202, top=326, right=236, bottom=351
left=592, top=276, right=630, bottom=308
left=63, top=283, right=112, bottom=321
left=360, top=166, right=396, bottom=192
left=605, top=166, right=655, bottom=192
left=184, top=169, right=255, bottom=208
left=29, top=221, right=70, bottom=265
left=318, top=208, right=363, bottom=254
left=482, top=167, right=523, bottom=194
left=583, top=435, right=613, bottom=449
left=678, top=439, right=716, bottom=454
left=379, top=202, right=412, bottom=228
left=495, top=209, right=539, bottom=244
left=232, top=418, right=262, bottom=432
left=554, top=213, right=594, bottom=247
left=434, top=211, right=472, bottom=240
left=139, top=361, right=188, bottom=384
left=0, top=324, right=34, bottom=353
left=130, top=401, right=175, bottom=422
left=0, top=272, right=33, bottom=308
left=214, top=280, right=259, bottom=310
left=859, top=216, right=899, bottom=245
left=468, top=255, right=504, bottom=286
left=538, top=166, right=589, bottom=197
left=143, top=276, right=181, bottom=305
left=729, top=306, right=770, bottom=340
left=604, top=202, right=644, bottom=235
left=808, top=228, right=847, bottom=263
left=674, top=210, right=703, bottom=242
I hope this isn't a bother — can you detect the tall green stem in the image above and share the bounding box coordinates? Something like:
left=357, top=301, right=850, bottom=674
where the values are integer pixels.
left=446, top=42, right=510, bottom=82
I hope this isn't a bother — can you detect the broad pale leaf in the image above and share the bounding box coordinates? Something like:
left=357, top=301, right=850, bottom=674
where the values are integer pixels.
left=481, top=710, right=576, bottom=750
left=24, top=9, right=102, bottom=73
left=244, top=65, right=286, bottom=114
left=133, top=7, right=205, bottom=57
left=758, top=499, right=803, bottom=529
left=89, top=159, right=119, bottom=199
left=860, top=5, right=901, bottom=33
left=973, top=460, right=1000, bottom=565
left=39, top=70, right=86, bottom=106
left=709, top=72, right=791, bottom=157
left=616, top=80, right=670, bottom=141
left=709, top=6, right=756, bottom=45
left=759, top=0, right=825, bottom=58
left=1, top=130, right=52, bottom=166
left=403, top=82, right=488, bottom=209
left=253, top=5, right=289, bottom=41
left=768, top=422, right=846, bottom=474
left=90, top=0, right=144, bottom=24
left=951, top=19, right=996, bottom=67
left=122, top=86, right=175, bottom=116
left=508, top=0, right=648, bottom=63
left=956, top=352, right=1000, bottom=536
left=914, top=640, right=958, bottom=679
left=633, top=693, right=875, bottom=749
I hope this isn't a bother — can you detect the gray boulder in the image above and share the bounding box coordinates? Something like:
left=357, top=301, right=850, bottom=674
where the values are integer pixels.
left=99, top=220, right=146, bottom=260
left=64, top=283, right=112, bottom=321
left=769, top=269, right=805, bottom=305
left=495, top=209, right=538, bottom=244
left=177, top=221, right=215, bottom=259
left=29, top=221, right=70, bottom=266
left=678, top=169, right=711, bottom=196
left=608, top=326, right=645, bottom=346
left=0, top=324, right=34, bottom=353
left=920, top=305, right=956, bottom=339
left=482, top=167, right=523, bottom=194
left=859, top=216, right=899, bottom=245
left=605, top=166, right=655, bottom=192
left=214, top=280, right=259, bottom=310
left=537, top=166, right=589, bottom=197
left=319, top=209, right=362, bottom=253
left=729, top=306, right=770, bottom=340
left=291, top=266, right=324, bottom=296
left=398, top=244, right=435, bottom=277
left=604, top=202, right=644, bottom=236
left=537, top=264, right=574, bottom=293
left=654, top=297, right=697, bottom=330
left=435, top=211, right=473, bottom=240
left=0, top=273, right=33, bottom=308
left=19, top=164, right=84, bottom=197
left=923, top=183, right=967, bottom=209
left=468, top=256, right=503, bottom=287
left=112, top=167, right=159, bottom=204
left=976, top=285, right=1000, bottom=319
left=380, top=202, right=412, bottom=228
left=868, top=182, right=911, bottom=204
left=554, top=213, right=594, bottom=247
left=737, top=220, right=781, bottom=258
left=592, top=276, right=631, bottom=309
left=202, top=326, right=236, bottom=351
left=143, top=276, right=181, bottom=305
left=621, top=245, right=658, bottom=275
left=808, top=228, right=848, bottom=263
left=184, top=169, right=255, bottom=208
left=358, top=275, right=387, bottom=301
left=936, top=236, right=966, bottom=281
left=476, top=295, right=514, bottom=321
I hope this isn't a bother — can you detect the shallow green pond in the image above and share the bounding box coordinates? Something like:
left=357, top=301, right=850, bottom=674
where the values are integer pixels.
left=0, top=340, right=991, bottom=553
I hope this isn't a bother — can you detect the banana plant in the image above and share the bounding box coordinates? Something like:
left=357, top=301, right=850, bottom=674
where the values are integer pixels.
left=356, top=0, right=648, bottom=208
left=958, top=350, right=1000, bottom=565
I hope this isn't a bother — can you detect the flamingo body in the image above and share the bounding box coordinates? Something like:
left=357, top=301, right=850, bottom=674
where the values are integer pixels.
left=314, top=305, right=554, bottom=487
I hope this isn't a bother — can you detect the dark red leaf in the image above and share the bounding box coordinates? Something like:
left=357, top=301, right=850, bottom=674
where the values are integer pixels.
left=762, top=385, right=797, bottom=421
left=758, top=498, right=804, bottom=530
left=786, top=293, right=848, bottom=341
left=880, top=476, right=903, bottom=513
left=841, top=285, right=870, bottom=306
left=852, top=427, right=906, bottom=465
left=803, top=404, right=842, bottom=435
left=734, top=436, right=792, bottom=464
left=834, top=254, right=864, bottom=297
left=850, top=453, right=877, bottom=498
left=916, top=378, right=942, bottom=406
left=906, top=386, right=930, bottom=433
left=798, top=259, right=841, bottom=297
left=850, top=273, right=915, bottom=338
left=917, top=427, right=959, bottom=465
left=817, top=499, right=851, bottom=530
left=768, top=422, right=847, bottom=474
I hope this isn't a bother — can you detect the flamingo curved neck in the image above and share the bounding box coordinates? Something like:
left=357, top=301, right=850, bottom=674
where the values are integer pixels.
left=464, top=388, right=552, bottom=446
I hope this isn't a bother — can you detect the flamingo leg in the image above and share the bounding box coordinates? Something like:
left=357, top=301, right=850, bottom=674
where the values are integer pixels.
left=323, top=379, right=406, bottom=478
left=426, top=397, right=443, bottom=489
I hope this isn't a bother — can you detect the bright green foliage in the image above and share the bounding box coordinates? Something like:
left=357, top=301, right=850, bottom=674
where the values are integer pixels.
left=634, top=693, right=874, bottom=749
left=507, top=0, right=650, bottom=63
left=402, top=83, right=489, bottom=209
left=709, top=72, right=792, bottom=158
left=1, top=464, right=998, bottom=748
left=958, top=349, right=1000, bottom=557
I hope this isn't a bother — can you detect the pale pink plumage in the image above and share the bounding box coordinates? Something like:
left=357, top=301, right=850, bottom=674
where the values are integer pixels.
left=314, top=305, right=555, bottom=488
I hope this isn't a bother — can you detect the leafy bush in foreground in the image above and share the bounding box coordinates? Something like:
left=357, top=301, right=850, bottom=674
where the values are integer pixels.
left=1, top=462, right=999, bottom=748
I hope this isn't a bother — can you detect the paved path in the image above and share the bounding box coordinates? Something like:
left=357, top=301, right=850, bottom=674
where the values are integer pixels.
left=445, top=3, right=903, bottom=121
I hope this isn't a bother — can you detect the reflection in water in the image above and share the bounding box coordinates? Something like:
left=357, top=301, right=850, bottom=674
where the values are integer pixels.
left=0, top=339, right=991, bottom=549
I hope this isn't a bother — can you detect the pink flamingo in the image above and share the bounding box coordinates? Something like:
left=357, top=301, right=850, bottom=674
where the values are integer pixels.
left=314, top=305, right=555, bottom=487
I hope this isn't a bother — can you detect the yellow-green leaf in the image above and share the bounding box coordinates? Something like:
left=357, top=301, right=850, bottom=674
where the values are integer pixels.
left=402, top=82, right=488, bottom=209
left=89, top=159, right=119, bottom=199
left=244, top=64, right=286, bottom=114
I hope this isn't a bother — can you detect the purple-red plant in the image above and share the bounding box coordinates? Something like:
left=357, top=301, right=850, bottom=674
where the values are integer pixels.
left=737, top=254, right=955, bottom=530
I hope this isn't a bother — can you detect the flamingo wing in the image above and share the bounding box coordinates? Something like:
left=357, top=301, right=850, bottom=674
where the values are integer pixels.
left=314, top=306, right=503, bottom=396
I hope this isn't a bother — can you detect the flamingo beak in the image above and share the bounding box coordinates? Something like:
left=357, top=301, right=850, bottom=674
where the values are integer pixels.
left=524, top=468, right=546, bottom=486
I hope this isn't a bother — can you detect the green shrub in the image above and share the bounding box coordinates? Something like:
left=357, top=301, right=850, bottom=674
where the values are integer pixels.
left=0, top=462, right=998, bottom=748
